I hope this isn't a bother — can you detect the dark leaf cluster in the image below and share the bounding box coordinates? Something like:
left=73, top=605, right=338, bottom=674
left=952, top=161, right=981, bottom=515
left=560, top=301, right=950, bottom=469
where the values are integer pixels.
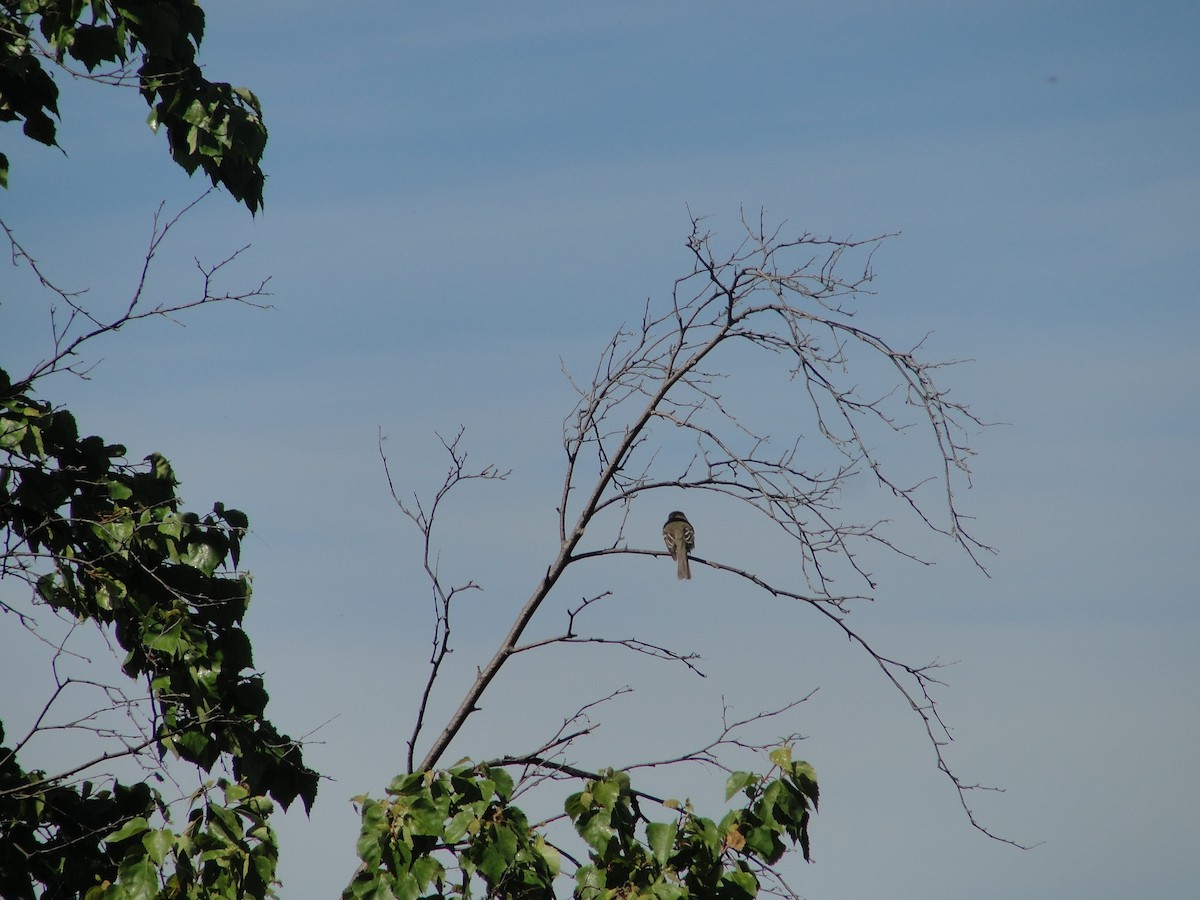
left=0, top=366, right=317, bottom=897
left=0, top=762, right=157, bottom=900
left=0, top=0, right=267, bottom=210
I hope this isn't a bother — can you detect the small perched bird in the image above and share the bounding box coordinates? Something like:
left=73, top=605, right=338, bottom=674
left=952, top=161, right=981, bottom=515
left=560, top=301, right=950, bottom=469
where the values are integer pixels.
left=662, top=511, right=695, bottom=580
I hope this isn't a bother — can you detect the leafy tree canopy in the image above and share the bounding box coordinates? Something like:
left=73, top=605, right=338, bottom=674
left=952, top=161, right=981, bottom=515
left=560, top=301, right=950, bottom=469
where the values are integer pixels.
left=0, top=0, right=267, bottom=211
left=0, top=365, right=317, bottom=898
left=343, top=751, right=818, bottom=900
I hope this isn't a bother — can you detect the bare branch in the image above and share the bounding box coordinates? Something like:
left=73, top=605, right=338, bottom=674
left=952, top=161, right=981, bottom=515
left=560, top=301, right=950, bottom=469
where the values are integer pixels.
left=501, top=687, right=633, bottom=801
left=378, top=427, right=509, bottom=772
left=514, top=632, right=708, bottom=677
left=2, top=191, right=272, bottom=393
left=621, top=693, right=815, bottom=775
left=506, top=589, right=708, bottom=676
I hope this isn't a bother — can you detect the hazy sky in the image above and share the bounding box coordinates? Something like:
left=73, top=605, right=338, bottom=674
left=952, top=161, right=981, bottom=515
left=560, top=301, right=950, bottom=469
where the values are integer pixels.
left=3, top=2, right=1198, bottom=897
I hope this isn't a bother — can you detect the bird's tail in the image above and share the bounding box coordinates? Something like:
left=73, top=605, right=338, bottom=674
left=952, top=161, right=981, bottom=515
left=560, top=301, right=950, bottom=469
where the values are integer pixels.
left=676, top=550, right=691, bottom=580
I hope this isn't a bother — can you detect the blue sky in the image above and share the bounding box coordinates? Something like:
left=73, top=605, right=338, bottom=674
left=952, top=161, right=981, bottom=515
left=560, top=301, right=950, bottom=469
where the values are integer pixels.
left=2, top=1, right=1198, bottom=897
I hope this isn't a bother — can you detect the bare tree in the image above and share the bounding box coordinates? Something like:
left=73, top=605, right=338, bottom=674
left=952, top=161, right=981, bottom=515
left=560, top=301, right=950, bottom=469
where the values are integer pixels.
left=380, top=209, right=1015, bottom=861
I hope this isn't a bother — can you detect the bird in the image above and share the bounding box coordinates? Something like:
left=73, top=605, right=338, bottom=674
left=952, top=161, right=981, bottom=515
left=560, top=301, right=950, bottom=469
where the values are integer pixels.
left=662, top=511, right=695, bottom=580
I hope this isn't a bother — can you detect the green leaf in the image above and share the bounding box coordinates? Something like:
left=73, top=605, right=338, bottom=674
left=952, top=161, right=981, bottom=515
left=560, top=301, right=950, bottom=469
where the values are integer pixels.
left=723, top=869, right=759, bottom=898
left=444, top=808, right=477, bottom=843
left=411, top=854, right=445, bottom=890
left=356, top=831, right=383, bottom=872
left=725, top=771, right=758, bottom=801
left=768, top=746, right=793, bottom=770
left=158, top=516, right=184, bottom=540
left=575, top=864, right=605, bottom=896
left=0, top=417, right=28, bottom=450
left=473, top=777, right=496, bottom=803
left=406, top=795, right=450, bottom=836
left=489, top=766, right=514, bottom=801
left=346, top=878, right=399, bottom=900
left=476, top=845, right=507, bottom=886
left=106, top=816, right=151, bottom=843
left=576, top=809, right=616, bottom=856
left=768, top=779, right=810, bottom=826
left=386, top=772, right=427, bottom=796
left=107, top=478, right=134, bottom=501
left=533, top=833, right=561, bottom=877
left=591, top=776, right=622, bottom=810
left=651, top=882, right=688, bottom=900
left=142, top=828, right=174, bottom=865
left=393, top=872, right=419, bottom=900
left=95, top=517, right=135, bottom=550
left=207, top=802, right=245, bottom=843
left=182, top=538, right=222, bottom=575
left=686, top=814, right=723, bottom=854
left=741, top=821, right=784, bottom=864
left=564, top=790, right=588, bottom=820
left=646, top=821, right=677, bottom=865
left=789, top=760, right=819, bottom=810
left=95, top=574, right=128, bottom=611
left=182, top=98, right=210, bottom=128
left=114, top=853, right=159, bottom=900
left=143, top=618, right=184, bottom=656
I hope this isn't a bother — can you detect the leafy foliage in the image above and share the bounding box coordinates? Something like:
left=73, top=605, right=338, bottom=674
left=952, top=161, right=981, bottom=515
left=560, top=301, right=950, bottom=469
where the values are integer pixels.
left=0, top=762, right=158, bottom=900
left=0, top=366, right=317, bottom=897
left=343, top=754, right=818, bottom=900
left=98, top=779, right=281, bottom=900
left=344, top=765, right=555, bottom=900
left=0, top=0, right=267, bottom=210
left=0, top=769, right=280, bottom=900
